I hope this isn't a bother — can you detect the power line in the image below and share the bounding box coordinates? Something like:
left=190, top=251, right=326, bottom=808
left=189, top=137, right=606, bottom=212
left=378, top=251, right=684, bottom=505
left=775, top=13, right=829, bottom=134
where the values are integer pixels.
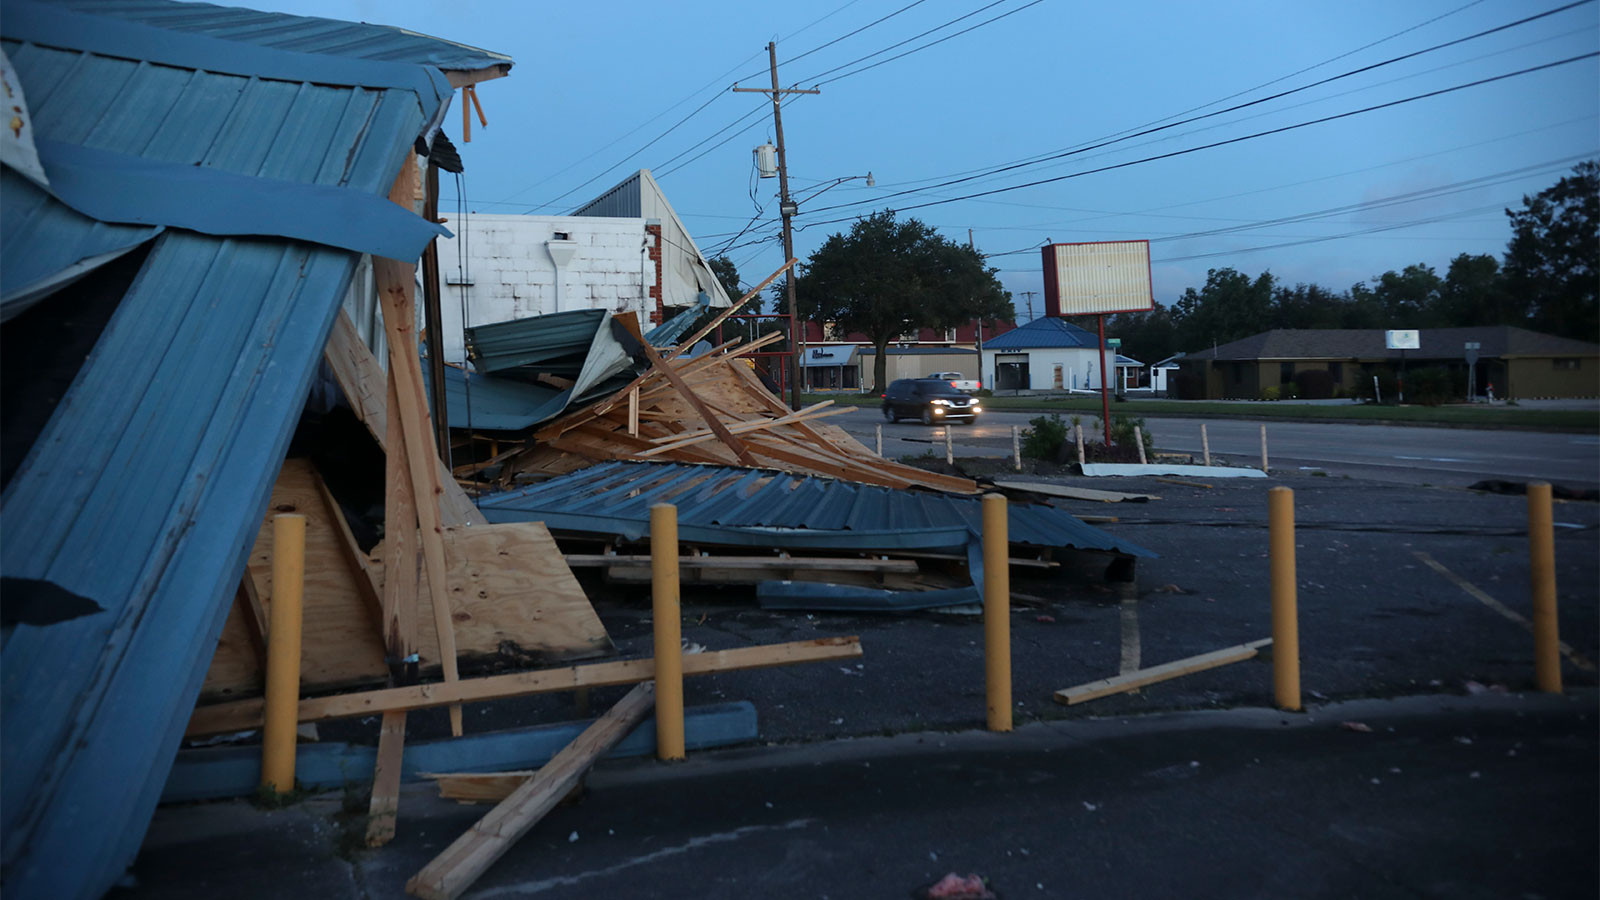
left=796, top=0, right=1014, bottom=83
left=790, top=51, right=1600, bottom=229
left=805, top=0, right=1598, bottom=217
left=811, top=0, right=1045, bottom=86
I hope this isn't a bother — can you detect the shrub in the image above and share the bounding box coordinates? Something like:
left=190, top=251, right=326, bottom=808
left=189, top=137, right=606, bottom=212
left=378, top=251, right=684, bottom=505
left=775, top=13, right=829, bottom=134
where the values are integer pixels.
left=1294, top=369, right=1335, bottom=400
left=1021, top=413, right=1069, bottom=460
left=1110, top=414, right=1154, bottom=458
left=1259, top=385, right=1281, bottom=401
left=1403, top=366, right=1457, bottom=406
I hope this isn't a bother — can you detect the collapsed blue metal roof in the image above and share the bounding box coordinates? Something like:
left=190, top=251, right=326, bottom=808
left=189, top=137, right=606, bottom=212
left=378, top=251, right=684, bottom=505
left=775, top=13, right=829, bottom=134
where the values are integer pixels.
left=0, top=3, right=509, bottom=897
left=982, top=317, right=1103, bottom=350
left=477, top=461, right=1154, bottom=610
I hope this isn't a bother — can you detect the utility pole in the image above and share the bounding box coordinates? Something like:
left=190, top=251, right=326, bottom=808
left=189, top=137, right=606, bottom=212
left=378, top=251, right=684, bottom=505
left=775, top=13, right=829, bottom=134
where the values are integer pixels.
left=734, top=43, right=818, bottom=411
left=1019, top=290, right=1037, bottom=322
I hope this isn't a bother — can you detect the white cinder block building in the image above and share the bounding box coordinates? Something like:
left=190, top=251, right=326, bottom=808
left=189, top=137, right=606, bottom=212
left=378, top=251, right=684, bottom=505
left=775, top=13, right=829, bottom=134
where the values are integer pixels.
left=431, top=169, right=730, bottom=363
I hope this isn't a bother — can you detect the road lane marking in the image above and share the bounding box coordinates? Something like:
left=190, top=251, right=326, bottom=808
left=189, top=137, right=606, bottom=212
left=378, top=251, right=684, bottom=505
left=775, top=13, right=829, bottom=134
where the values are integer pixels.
left=1119, top=590, right=1141, bottom=675
left=1412, top=551, right=1595, bottom=672
left=1393, top=455, right=1469, bottom=463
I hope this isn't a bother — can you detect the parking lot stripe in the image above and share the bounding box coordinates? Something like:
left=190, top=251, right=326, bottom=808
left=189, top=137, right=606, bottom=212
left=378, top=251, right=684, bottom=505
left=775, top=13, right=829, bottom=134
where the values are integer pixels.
left=1412, top=551, right=1595, bottom=672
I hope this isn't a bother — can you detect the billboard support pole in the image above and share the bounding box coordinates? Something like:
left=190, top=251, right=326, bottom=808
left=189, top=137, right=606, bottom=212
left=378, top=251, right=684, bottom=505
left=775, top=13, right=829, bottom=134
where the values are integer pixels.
left=1098, top=314, right=1112, bottom=448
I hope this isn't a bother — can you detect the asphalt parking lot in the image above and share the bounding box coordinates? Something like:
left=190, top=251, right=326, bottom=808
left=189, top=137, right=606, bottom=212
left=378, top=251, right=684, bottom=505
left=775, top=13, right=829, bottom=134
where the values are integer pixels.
left=117, top=469, right=1600, bottom=899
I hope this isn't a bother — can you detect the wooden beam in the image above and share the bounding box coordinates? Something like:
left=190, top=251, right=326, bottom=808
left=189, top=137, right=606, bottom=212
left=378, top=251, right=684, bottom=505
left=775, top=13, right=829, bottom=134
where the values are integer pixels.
left=563, top=555, right=919, bottom=574
left=233, top=575, right=269, bottom=673
left=666, top=258, right=795, bottom=359
left=187, top=636, right=862, bottom=736
left=366, top=710, right=409, bottom=845
left=1053, top=638, right=1271, bottom=706
left=635, top=339, right=757, bottom=466
left=323, top=309, right=488, bottom=527
left=311, top=467, right=384, bottom=633
left=405, top=684, right=655, bottom=900
left=376, top=255, right=465, bottom=736
left=635, top=404, right=852, bottom=456
left=445, top=64, right=512, bottom=89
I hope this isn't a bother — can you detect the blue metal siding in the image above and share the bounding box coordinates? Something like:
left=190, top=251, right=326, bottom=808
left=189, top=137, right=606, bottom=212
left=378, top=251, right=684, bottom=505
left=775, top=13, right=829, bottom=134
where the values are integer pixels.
left=0, top=3, right=482, bottom=893
left=477, top=461, right=1155, bottom=558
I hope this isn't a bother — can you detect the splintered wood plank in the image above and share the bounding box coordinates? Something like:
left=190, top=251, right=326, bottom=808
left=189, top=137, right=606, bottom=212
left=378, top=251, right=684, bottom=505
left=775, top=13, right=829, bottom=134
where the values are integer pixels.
left=366, top=710, right=409, bottom=845
left=1053, top=638, right=1272, bottom=706
left=377, top=254, right=464, bottom=736
left=324, top=308, right=488, bottom=528
left=405, top=683, right=655, bottom=900
left=421, top=771, right=538, bottom=804
left=636, top=339, right=756, bottom=465
left=187, top=636, right=862, bottom=735
left=201, top=458, right=389, bottom=701
left=367, top=522, right=613, bottom=670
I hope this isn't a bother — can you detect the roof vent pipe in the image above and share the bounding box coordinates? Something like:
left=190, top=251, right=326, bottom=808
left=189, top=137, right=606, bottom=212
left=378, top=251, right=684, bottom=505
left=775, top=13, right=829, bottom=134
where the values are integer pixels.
left=545, top=235, right=579, bottom=312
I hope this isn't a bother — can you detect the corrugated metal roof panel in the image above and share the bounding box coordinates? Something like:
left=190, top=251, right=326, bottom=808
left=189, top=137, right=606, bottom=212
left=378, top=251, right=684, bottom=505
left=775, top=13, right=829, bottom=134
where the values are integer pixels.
left=477, top=461, right=1155, bottom=558
left=0, top=168, right=159, bottom=316
left=0, top=3, right=497, bottom=895
left=51, top=0, right=513, bottom=72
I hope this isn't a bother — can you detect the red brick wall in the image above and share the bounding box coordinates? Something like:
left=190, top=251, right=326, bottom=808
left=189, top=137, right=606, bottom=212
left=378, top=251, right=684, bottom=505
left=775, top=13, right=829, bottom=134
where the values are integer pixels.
left=645, top=223, right=663, bottom=324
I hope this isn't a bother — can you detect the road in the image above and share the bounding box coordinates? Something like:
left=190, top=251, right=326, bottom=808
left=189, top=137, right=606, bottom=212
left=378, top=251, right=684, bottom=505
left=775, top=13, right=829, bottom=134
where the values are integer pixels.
left=836, top=408, right=1600, bottom=487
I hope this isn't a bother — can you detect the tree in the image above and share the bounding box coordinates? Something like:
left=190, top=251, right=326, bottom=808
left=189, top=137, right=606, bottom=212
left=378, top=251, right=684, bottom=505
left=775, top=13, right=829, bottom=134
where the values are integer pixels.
left=1170, top=267, right=1276, bottom=351
left=794, top=211, right=1013, bottom=393
left=1365, top=263, right=1443, bottom=326
left=1503, top=160, right=1598, bottom=339
left=1105, top=303, right=1177, bottom=366
left=1437, top=253, right=1516, bottom=327
left=708, top=255, right=743, bottom=302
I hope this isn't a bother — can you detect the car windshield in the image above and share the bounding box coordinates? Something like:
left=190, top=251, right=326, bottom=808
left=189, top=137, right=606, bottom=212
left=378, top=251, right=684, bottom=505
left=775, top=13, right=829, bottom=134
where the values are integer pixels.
left=918, top=381, right=966, bottom=397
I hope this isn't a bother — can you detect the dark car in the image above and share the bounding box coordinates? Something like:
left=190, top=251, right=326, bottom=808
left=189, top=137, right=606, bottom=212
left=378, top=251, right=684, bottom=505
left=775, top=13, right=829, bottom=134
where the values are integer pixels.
left=881, top=378, right=983, bottom=425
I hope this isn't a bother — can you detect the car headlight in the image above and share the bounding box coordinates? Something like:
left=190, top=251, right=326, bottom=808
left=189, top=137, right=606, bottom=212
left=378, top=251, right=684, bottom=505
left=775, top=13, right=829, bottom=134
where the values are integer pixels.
left=971, top=405, right=982, bottom=413
left=932, top=407, right=944, bottom=415
left=931, top=399, right=950, bottom=406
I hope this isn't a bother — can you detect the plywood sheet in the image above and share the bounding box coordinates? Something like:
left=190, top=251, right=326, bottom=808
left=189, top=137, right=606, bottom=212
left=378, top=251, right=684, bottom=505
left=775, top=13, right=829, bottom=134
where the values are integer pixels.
left=201, top=463, right=612, bottom=703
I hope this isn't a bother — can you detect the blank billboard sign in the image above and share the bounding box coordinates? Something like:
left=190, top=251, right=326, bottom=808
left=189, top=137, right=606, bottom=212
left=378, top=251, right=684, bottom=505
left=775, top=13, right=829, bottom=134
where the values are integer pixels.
left=1041, top=240, right=1154, bottom=317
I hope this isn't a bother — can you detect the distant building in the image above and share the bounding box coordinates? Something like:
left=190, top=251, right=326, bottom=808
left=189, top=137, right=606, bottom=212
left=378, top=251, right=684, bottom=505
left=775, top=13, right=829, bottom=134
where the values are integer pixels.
left=977, top=317, right=1121, bottom=391
left=429, top=169, right=730, bottom=363
left=1175, top=326, right=1599, bottom=399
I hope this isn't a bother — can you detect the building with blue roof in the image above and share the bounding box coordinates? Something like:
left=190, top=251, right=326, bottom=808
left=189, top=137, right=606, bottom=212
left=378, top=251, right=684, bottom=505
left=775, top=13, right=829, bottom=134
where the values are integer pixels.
left=0, top=2, right=511, bottom=896
left=978, top=316, right=1140, bottom=391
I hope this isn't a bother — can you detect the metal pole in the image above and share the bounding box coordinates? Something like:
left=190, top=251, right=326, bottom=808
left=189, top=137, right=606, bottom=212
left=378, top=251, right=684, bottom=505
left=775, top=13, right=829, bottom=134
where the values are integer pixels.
left=769, top=42, right=803, bottom=412
left=982, top=494, right=1012, bottom=732
left=1527, top=483, right=1562, bottom=693
left=421, top=160, right=451, bottom=463
left=1097, top=314, right=1112, bottom=448
left=651, top=503, right=685, bottom=759
left=1269, top=487, right=1301, bottom=711
left=261, top=514, right=307, bottom=792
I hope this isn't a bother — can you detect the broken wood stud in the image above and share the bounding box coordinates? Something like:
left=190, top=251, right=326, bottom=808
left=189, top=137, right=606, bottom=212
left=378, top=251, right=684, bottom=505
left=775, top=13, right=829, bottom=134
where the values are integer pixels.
left=1054, top=638, right=1272, bottom=705
left=982, top=494, right=1012, bottom=733
left=945, top=426, right=953, bottom=465
left=650, top=503, right=685, bottom=760
left=1260, top=424, right=1269, bottom=473
left=405, top=684, right=655, bottom=900
left=1527, top=483, right=1562, bottom=693
left=1269, top=487, right=1300, bottom=711
left=1133, top=426, right=1147, bottom=464
left=1201, top=423, right=1211, bottom=467
left=1012, top=425, right=1021, bottom=472
left=261, top=514, right=307, bottom=793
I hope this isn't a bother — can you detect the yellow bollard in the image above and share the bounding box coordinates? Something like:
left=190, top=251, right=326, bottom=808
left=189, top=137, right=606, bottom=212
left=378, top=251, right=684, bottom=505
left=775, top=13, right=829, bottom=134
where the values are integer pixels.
left=650, top=503, right=686, bottom=760
left=1268, top=487, right=1300, bottom=711
left=982, top=493, right=1012, bottom=732
left=1527, top=483, right=1562, bottom=693
left=261, top=514, right=306, bottom=793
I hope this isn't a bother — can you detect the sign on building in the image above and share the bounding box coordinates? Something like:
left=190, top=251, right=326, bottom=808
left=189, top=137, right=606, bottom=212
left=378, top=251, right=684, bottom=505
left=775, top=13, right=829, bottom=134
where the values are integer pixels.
left=1385, top=329, right=1420, bottom=350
